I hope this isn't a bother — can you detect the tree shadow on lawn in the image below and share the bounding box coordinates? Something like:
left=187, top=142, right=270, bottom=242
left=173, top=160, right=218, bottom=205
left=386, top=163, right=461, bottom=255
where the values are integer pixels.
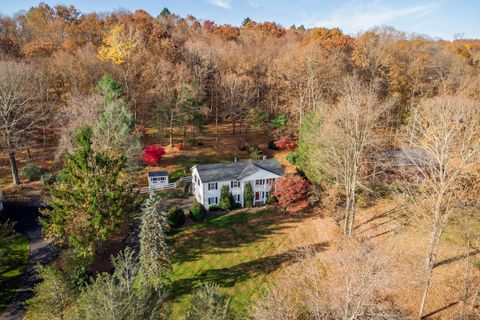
left=170, top=208, right=311, bottom=265
left=170, top=241, right=329, bottom=300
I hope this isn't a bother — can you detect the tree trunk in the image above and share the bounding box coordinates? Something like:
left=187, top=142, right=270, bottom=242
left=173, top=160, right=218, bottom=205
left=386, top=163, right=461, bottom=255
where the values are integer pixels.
left=43, top=126, right=47, bottom=152
left=215, top=104, right=219, bottom=148
left=8, top=151, right=20, bottom=186
left=348, top=190, right=357, bottom=236
left=182, top=126, right=187, bottom=147
left=347, top=172, right=358, bottom=236
left=418, top=242, right=435, bottom=319
left=418, top=216, right=442, bottom=318
left=169, top=115, right=174, bottom=146
left=344, top=189, right=351, bottom=235
left=26, top=148, right=31, bottom=159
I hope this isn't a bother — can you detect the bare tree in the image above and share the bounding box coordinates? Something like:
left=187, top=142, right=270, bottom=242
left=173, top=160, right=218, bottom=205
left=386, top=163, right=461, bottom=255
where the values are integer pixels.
left=0, top=60, right=44, bottom=185
left=307, top=77, right=389, bottom=236
left=405, top=96, right=480, bottom=319
left=252, top=241, right=402, bottom=320
left=57, top=93, right=103, bottom=157
left=218, top=73, right=255, bottom=136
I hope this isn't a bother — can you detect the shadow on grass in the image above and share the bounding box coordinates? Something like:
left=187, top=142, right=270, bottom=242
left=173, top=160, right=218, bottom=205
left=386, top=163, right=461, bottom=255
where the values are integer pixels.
left=421, top=300, right=460, bottom=319
left=0, top=234, right=28, bottom=312
left=433, top=249, right=480, bottom=269
left=170, top=241, right=329, bottom=300
left=170, top=208, right=310, bottom=265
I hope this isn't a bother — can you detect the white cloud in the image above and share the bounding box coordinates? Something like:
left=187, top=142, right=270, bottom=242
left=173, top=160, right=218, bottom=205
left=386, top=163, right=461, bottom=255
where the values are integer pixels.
left=310, top=1, right=438, bottom=34
left=209, top=0, right=232, bottom=10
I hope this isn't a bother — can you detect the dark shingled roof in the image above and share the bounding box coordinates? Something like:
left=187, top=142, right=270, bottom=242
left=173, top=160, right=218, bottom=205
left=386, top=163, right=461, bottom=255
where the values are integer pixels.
left=194, top=159, right=284, bottom=183
left=377, top=148, right=432, bottom=167
left=148, top=171, right=168, bottom=177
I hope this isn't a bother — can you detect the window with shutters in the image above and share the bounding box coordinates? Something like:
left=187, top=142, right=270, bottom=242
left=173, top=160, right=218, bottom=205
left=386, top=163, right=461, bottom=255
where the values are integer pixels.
left=208, top=182, right=218, bottom=190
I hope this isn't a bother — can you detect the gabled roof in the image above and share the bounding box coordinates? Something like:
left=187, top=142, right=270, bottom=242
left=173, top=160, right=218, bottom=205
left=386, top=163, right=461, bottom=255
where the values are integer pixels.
left=193, top=159, right=284, bottom=183
left=148, top=171, right=168, bottom=177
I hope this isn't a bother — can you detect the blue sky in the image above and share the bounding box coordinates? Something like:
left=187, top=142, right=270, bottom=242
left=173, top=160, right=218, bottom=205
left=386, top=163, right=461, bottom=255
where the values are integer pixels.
left=0, top=0, right=479, bottom=40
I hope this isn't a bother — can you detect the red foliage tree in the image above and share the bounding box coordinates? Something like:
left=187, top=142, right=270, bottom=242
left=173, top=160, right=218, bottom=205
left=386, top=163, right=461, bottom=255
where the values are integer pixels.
left=274, top=136, right=296, bottom=151
left=273, top=174, right=310, bottom=213
left=142, top=145, right=165, bottom=165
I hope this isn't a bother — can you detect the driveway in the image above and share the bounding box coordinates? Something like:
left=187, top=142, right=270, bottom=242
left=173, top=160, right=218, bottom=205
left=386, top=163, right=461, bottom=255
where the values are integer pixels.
left=0, top=206, right=58, bottom=320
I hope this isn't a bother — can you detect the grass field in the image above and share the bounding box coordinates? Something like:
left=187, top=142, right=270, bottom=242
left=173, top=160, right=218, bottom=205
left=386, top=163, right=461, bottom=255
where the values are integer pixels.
left=168, top=207, right=320, bottom=318
left=0, top=234, right=29, bottom=312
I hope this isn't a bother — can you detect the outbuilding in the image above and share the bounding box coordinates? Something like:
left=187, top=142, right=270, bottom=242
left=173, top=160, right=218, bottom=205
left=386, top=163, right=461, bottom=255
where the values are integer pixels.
left=148, top=171, right=169, bottom=190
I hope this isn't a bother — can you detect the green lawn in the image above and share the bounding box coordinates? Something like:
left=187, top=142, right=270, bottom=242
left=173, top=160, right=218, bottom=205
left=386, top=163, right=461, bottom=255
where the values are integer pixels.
left=169, top=208, right=314, bottom=318
left=0, top=234, right=29, bottom=312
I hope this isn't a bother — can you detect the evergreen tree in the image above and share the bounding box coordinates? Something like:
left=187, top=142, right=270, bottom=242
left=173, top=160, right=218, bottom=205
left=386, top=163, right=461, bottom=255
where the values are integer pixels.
left=139, top=193, right=171, bottom=286
left=242, top=17, right=252, bottom=27
left=96, top=74, right=123, bottom=102
left=73, top=247, right=168, bottom=320
left=159, top=7, right=171, bottom=17
left=219, top=185, right=234, bottom=211
left=27, top=265, right=73, bottom=320
left=41, top=127, right=138, bottom=258
left=185, top=283, right=234, bottom=320
left=93, top=99, right=140, bottom=158
left=244, top=183, right=254, bottom=207
left=93, top=74, right=140, bottom=158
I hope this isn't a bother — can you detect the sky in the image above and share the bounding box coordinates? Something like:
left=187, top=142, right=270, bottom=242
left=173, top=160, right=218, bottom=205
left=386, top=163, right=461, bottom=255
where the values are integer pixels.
left=0, top=0, right=479, bottom=40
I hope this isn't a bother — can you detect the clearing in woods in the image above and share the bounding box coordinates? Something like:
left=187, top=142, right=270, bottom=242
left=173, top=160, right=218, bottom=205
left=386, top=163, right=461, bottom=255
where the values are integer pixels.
left=168, top=207, right=335, bottom=318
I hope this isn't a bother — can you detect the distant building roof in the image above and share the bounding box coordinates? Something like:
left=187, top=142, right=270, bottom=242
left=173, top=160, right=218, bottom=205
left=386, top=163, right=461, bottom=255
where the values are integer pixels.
left=377, top=148, right=431, bottom=167
left=194, top=159, right=285, bottom=183
left=148, top=171, right=168, bottom=177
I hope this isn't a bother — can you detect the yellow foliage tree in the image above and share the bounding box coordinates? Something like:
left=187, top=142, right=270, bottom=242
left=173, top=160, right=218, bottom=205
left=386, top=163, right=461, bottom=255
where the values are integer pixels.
left=98, top=24, right=139, bottom=65
left=98, top=24, right=144, bottom=92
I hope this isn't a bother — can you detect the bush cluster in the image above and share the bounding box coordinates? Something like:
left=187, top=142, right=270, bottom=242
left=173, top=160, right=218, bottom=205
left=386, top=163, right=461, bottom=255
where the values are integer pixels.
left=168, top=169, right=184, bottom=182
left=274, top=136, right=296, bottom=151
left=266, top=193, right=277, bottom=205
left=189, top=202, right=207, bottom=221
left=167, top=206, right=186, bottom=228
left=248, top=145, right=264, bottom=160
left=219, top=185, right=234, bottom=211
left=286, top=151, right=300, bottom=165
left=21, top=164, right=46, bottom=181
left=40, top=172, right=55, bottom=185
left=208, top=204, right=222, bottom=212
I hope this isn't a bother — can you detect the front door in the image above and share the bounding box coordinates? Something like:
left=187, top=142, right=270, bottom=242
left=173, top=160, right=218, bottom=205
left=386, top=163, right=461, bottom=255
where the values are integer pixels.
left=255, top=191, right=260, bottom=201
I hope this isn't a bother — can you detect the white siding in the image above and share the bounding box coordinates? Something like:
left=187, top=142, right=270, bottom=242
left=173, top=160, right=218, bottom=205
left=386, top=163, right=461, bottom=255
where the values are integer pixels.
left=192, top=165, right=282, bottom=208
left=203, top=180, right=230, bottom=208
left=148, top=175, right=169, bottom=189
left=240, top=170, right=280, bottom=205
left=191, top=167, right=203, bottom=205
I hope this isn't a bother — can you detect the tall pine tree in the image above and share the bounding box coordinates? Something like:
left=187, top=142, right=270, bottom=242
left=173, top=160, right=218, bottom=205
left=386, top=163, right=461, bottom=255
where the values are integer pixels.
left=93, top=74, right=140, bottom=159
left=41, top=127, right=138, bottom=258
left=139, top=193, right=171, bottom=286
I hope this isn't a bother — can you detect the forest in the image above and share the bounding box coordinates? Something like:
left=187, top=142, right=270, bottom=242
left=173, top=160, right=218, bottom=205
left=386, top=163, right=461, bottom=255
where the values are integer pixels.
left=1, top=3, right=480, bottom=320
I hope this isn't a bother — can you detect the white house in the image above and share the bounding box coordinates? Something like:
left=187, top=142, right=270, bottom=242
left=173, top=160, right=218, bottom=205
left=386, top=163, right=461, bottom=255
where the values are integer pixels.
left=148, top=171, right=169, bottom=190
left=191, top=158, right=285, bottom=208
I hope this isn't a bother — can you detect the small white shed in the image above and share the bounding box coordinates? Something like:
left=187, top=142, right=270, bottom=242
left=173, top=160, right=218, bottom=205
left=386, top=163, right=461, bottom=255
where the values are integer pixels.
left=148, top=171, right=169, bottom=190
